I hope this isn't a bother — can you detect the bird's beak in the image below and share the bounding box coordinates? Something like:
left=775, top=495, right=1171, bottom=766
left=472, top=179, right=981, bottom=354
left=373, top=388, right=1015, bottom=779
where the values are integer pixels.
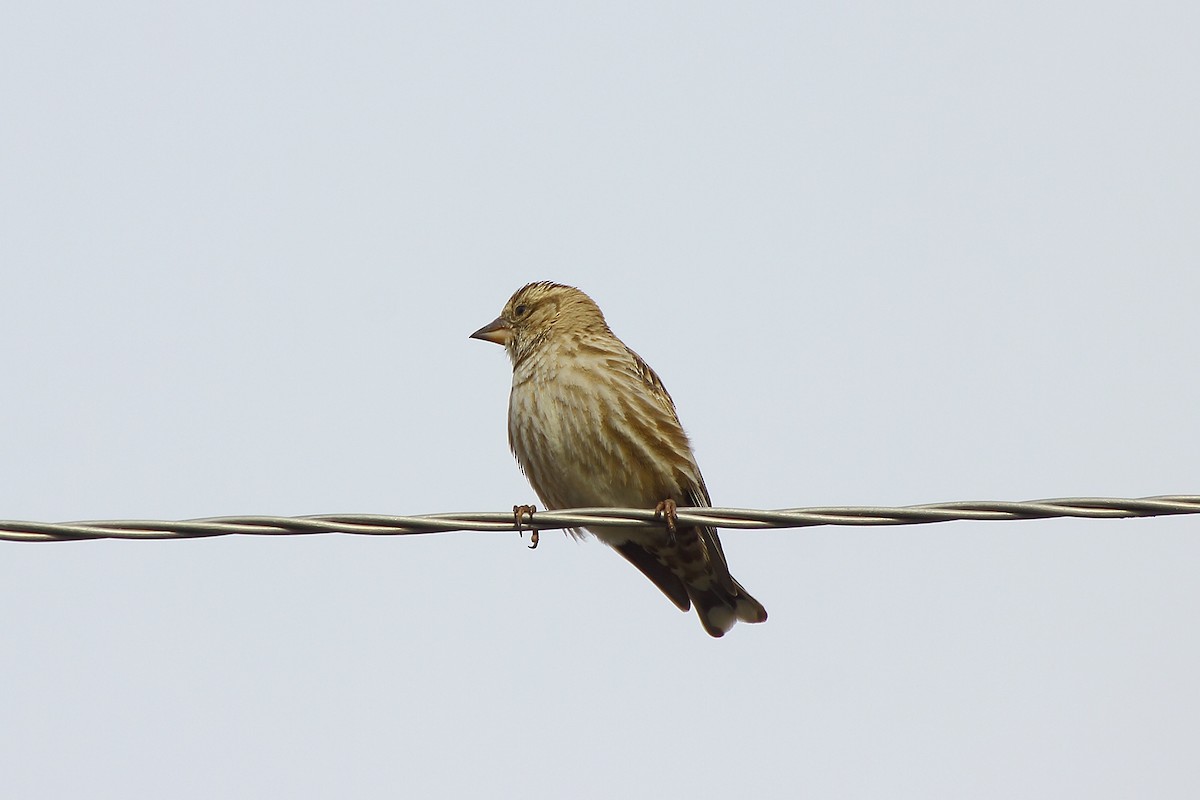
left=470, top=316, right=512, bottom=346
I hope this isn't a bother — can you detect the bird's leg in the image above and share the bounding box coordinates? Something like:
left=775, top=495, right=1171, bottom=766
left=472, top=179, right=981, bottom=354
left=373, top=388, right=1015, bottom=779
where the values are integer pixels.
left=513, top=504, right=538, bottom=549
left=654, top=498, right=678, bottom=547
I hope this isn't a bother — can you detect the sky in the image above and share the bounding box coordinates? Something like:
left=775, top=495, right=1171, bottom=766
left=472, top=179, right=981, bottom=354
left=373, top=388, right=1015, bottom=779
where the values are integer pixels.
left=2, top=2, right=1198, bottom=798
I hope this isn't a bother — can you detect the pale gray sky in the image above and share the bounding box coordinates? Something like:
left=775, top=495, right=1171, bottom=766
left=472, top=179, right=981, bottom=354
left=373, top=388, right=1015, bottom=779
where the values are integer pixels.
left=2, top=2, right=1198, bottom=798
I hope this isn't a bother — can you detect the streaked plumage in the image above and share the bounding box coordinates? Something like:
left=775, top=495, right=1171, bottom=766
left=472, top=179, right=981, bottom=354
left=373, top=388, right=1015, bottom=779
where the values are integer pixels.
left=470, top=281, right=766, bottom=637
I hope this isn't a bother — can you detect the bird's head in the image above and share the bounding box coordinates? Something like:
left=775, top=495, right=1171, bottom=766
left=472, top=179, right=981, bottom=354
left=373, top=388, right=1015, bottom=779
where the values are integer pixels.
left=470, top=281, right=608, bottom=365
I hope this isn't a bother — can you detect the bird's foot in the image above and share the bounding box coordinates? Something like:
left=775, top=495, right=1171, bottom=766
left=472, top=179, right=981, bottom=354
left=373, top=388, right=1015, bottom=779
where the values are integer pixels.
left=513, top=504, right=538, bottom=549
left=654, top=498, right=678, bottom=546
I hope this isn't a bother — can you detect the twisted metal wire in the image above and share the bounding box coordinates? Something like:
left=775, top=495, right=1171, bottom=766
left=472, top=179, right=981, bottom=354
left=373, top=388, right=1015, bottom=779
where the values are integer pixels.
left=2, top=495, right=1197, bottom=543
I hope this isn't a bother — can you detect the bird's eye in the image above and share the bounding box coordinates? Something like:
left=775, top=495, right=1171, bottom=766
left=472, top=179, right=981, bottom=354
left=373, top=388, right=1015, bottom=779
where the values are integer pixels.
left=514, top=304, right=528, bottom=316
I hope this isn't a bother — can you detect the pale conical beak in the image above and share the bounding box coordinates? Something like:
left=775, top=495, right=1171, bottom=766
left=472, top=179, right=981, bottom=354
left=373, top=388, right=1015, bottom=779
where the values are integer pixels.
left=470, top=316, right=512, bottom=346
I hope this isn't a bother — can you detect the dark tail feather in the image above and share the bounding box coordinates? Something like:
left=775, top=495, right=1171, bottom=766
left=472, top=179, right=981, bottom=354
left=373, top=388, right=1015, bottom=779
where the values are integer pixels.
left=614, top=541, right=691, bottom=612
left=691, top=525, right=767, bottom=637
left=613, top=534, right=767, bottom=638
left=690, top=579, right=768, bottom=638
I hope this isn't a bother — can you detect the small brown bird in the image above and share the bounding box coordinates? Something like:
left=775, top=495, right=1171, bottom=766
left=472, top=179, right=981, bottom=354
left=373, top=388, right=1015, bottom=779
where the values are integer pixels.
left=471, top=281, right=767, bottom=637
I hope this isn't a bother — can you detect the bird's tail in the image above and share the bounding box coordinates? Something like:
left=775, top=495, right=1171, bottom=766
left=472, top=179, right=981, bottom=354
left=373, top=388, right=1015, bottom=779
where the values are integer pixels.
left=690, top=578, right=768, bottom=638
left=612, top=530, right=768, bottom=638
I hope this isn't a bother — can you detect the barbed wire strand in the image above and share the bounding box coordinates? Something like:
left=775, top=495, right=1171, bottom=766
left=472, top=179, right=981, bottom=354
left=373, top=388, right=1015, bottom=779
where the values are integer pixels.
left=1, top=495, right=1196, bottom=543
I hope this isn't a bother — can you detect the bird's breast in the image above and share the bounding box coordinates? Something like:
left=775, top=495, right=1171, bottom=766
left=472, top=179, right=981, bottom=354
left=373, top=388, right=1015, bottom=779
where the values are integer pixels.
left=507, top=358, right=698, bottom=512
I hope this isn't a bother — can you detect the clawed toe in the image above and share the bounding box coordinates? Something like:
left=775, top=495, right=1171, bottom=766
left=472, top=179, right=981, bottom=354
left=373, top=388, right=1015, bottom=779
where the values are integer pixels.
left=513, top=504, right=538, bottom=549
left=654, top=498, right=678, bottom=546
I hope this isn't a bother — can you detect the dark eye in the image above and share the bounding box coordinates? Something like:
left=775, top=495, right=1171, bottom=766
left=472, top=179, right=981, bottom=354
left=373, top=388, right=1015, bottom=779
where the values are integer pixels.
left=514, top=304, right=528, bottom=316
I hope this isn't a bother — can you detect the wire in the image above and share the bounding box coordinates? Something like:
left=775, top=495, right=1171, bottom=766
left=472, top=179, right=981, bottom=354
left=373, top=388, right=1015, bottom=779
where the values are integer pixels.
left=1, top=495, right=1196, bottom=543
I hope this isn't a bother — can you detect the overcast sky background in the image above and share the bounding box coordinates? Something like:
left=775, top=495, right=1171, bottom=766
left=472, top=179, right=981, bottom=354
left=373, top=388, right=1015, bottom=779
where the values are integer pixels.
left=2, top=3, right=1198, bottom=798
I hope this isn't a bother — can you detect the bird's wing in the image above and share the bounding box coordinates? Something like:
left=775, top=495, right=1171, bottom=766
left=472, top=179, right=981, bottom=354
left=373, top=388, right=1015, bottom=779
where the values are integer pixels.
left=683, top=482, right=737, bottom=594
left=626, top=346, right=680, bottom=420
left=627, top=346, right=738, bottom=595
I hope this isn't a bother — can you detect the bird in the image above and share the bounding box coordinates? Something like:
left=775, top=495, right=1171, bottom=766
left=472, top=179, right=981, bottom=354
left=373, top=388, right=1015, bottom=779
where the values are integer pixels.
left=470, top=281, right=767, bottom=637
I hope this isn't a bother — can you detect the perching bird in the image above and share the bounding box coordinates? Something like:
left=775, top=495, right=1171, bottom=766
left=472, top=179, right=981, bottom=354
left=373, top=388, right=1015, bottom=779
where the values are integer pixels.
left=470, top=281, right=767, bottom=637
